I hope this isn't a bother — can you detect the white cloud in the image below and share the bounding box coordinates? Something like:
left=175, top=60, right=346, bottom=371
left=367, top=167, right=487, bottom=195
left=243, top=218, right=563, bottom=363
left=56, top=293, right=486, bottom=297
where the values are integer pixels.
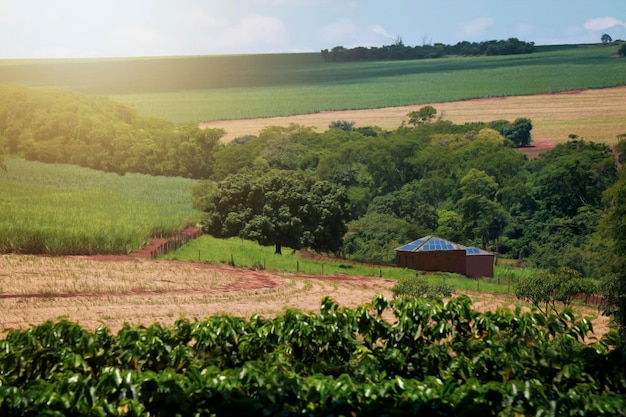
left=461, top=17, right=494, bottom=36
left=370, top=24, right=395, bottom=41
left=583, top=16, right=626, bottom=31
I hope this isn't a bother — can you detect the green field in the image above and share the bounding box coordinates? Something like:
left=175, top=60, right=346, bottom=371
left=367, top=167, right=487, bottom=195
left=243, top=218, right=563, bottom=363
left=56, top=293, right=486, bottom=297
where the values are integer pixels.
left=0, top=158, right=201, bottom=254
left=1, top=45, right=625, bottom=123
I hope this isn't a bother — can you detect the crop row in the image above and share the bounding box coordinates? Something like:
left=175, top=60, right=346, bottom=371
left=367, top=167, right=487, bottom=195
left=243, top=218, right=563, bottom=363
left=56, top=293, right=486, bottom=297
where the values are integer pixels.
left=2, top=46, right=625, bottom=124
left=1, top=295, right=624, bottom=416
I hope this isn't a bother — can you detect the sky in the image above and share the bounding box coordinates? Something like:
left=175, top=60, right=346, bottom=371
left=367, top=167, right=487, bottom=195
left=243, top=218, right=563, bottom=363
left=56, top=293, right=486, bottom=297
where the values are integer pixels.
left=1, top=0, right=625, bottom=59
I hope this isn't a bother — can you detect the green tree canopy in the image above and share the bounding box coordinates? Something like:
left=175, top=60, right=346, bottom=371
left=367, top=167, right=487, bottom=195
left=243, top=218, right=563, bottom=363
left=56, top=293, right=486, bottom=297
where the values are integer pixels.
left=407, top=106, right=437, bottom=126
left=203, top=170, right=350, bottom=254
left=457, top=169, right=508, bottom=249
left=601, top=165, right=626, bottom=341
left=531, top=140, right=617, bottom=217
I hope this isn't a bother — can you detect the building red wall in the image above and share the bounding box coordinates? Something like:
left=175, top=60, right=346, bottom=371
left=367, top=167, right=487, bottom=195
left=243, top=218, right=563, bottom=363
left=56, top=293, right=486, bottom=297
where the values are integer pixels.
left=397, top=250, right=467, bottom=275
left=465, top=255, right=494, bottom=278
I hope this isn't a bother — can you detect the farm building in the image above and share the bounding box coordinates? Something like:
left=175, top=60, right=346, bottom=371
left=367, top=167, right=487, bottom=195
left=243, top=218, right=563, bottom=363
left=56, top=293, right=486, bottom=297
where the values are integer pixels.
left=394, top=235, right=495, bottom=278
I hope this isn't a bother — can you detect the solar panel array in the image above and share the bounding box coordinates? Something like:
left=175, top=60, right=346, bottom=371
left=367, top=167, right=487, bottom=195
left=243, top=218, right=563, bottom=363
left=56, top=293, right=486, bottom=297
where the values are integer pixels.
left=466, top=247, right=481, bottom=254
left=396, top=239, right=425, bottom=251
left=422, top=239, right=455, bottom=251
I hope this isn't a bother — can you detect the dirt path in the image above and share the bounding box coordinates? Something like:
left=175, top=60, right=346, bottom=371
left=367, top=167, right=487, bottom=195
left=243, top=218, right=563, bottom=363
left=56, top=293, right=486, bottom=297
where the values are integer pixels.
left=200, top=86, right=626, bottom=158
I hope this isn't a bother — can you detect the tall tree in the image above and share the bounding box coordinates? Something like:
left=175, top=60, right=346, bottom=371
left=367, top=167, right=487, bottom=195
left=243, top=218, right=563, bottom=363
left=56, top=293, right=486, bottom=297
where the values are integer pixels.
left=601, top=166, right=626, bottom=342
left=457, top=169, right=508, bottom=250
left=203, top=171, right=350, bottom=254
left=531, top=140, right=617, bottom=217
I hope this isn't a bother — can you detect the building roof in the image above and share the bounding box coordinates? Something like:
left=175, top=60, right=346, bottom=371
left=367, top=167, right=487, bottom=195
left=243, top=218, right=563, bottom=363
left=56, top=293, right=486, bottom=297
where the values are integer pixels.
left=394, top=235, right=465, bottom=252
left=465, top=247, right=493, bottom=256
left=395, top=236, right=494, bottom=255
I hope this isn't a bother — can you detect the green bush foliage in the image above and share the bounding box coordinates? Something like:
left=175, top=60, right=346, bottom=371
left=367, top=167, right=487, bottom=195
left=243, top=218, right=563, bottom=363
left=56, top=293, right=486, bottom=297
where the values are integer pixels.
left=0, top=85, right=225, bottom=178
left=0, top=296, right=623, bottom=416
left=392, top=275, right=455, bottom=300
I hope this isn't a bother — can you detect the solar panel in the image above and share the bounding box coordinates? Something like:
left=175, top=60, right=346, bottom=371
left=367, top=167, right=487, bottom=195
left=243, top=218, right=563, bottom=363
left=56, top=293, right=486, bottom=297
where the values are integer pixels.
left=396, top=238, right=424, bottom=251
left=466, top=247, right=481, bottom=254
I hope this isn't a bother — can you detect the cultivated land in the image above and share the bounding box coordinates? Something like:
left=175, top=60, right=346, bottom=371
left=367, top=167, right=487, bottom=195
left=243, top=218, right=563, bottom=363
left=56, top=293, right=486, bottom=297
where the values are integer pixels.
left=202, top=86, right=626, bottom=158
left=1, top=46, right=622, bottom=337
left=0, top=254, right=608, bottom=338
left=1, top=90, right=620, bottom=334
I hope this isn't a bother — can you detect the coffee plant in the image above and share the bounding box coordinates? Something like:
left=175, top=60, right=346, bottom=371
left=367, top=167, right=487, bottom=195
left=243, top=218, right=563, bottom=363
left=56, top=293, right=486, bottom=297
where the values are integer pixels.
left=0, top=295, right=624, bottom=416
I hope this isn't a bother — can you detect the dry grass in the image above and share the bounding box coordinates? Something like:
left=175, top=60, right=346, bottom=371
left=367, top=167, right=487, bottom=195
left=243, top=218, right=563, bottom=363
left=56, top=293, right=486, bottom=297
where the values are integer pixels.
left=0, top=254, right=394, bottom=334
left=201, top=86, right=626, bottom=157
left=0, top=255, right=608, bottom=340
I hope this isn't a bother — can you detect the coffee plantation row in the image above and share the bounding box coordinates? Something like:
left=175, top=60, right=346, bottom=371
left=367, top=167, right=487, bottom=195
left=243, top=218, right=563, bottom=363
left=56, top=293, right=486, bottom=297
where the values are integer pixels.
left=1, top=295, right=624, bottom=416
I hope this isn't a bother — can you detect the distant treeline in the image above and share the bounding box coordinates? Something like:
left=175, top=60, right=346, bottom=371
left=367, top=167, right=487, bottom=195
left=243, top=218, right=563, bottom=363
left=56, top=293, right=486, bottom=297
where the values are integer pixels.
left=321, top=38, right=535, bottom=62
left=0, top=85, right=224, bottom=178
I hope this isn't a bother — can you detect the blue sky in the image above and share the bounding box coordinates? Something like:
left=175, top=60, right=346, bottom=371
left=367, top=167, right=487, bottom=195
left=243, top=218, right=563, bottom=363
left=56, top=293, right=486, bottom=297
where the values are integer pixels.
left=1, top=0, right=625, bottom=59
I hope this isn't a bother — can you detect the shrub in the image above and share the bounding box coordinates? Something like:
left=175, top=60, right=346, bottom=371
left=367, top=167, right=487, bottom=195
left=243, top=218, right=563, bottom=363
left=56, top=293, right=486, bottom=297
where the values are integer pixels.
left=392, top=274, right=454, bottom=299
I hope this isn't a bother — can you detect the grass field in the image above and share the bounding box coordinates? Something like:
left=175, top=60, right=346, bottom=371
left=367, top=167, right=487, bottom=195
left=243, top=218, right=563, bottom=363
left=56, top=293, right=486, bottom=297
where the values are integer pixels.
left=0, top=159, right=201, bottom=254
left=162, top=234, right=536, bottom=294
left=1, top=45, right=625, bottom=123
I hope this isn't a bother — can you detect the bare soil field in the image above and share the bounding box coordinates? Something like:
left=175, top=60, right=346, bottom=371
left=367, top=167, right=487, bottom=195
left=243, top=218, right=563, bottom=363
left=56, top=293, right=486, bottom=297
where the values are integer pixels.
left=0, top=254, right=608, bottom=339
left=201, top=86, right=626, bottom=158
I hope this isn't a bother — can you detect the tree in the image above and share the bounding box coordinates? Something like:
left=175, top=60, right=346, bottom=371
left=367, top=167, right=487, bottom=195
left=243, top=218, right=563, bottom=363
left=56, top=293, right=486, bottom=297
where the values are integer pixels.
left=366, top=186, right=438, bottom=232
left=407, top=106, right=437, bottom=126
left=619, top=43, right=626, bottom=57
left=456, top=169, right=508, bottom=249
left=531, top=140, right=617, bottom=217
left=506, top=117, right=533, bottom=147
left=601, top=33, right=613, bottom=44
left=203, top=171, right=350, bottom=255
left=515, top=268, right=592, bottom=317
left=600, top=165, right=626, bottom=342
left=491, top=117, right=533, bottom=147
left=329, top=120, right=355, bottom=131
left=343, top=213, right=421, bottom=263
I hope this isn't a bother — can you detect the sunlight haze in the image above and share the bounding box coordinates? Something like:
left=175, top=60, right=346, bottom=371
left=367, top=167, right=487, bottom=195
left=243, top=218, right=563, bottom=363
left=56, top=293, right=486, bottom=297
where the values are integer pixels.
left=1, top=0, right=625, bottom=59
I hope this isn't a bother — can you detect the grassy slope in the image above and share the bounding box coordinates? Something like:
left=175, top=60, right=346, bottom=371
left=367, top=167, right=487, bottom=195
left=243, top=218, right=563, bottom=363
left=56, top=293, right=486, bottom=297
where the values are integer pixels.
left=0, top=158, right=201, bottom=254
left=1, top=45, right=625, bottom=123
